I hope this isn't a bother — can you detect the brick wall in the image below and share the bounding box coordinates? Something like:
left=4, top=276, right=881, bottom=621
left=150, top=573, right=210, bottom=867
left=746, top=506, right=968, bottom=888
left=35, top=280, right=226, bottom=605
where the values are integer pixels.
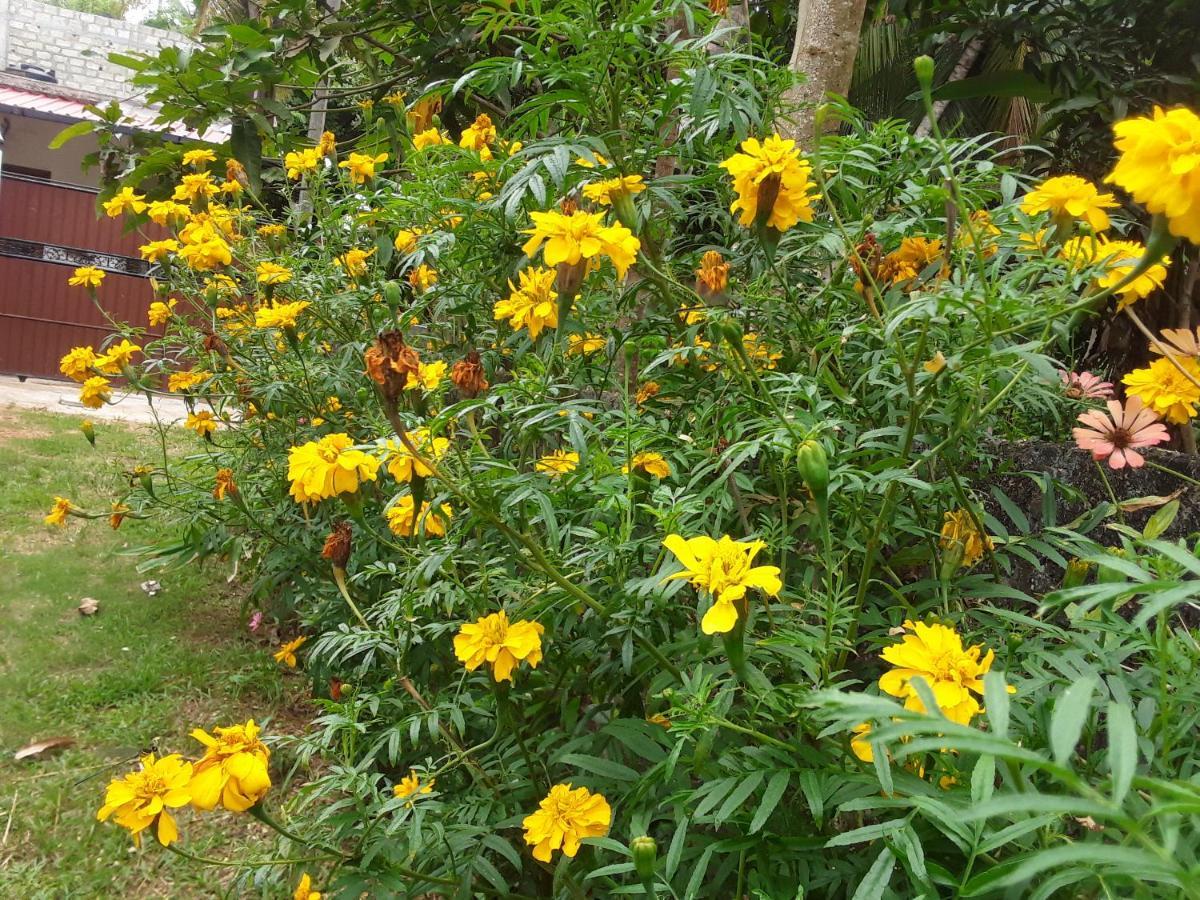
left=2, top=0, right=187, bottom=101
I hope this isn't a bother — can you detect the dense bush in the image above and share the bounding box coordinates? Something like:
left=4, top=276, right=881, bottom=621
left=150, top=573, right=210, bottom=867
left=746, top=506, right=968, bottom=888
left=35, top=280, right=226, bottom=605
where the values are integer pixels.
left=46, top=2, right=1200, bottom=897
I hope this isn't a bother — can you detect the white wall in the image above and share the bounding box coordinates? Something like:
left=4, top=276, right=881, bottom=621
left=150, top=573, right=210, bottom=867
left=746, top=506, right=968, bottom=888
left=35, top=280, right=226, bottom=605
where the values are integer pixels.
left=2, top=112, right=100, bottom=186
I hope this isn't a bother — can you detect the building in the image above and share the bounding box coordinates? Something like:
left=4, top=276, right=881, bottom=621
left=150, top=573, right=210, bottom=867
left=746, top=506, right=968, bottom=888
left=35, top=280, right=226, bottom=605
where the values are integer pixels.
left=0, top=0, right=218, bottom=379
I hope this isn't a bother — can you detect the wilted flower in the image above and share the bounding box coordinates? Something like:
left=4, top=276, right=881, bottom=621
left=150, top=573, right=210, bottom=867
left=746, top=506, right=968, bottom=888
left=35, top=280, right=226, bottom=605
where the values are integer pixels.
left=1073, top=396, right=1170, bottom=469
left=365, top=331, right=421, bottom=404
left=695, top=250, right=730, bottom=298
left=879, top=236, right=942, bottom=285
left=108, top=502, right=131, bottom=530
left=321, top=521, right=353, bottom=570
left=939, top=509, right=993, bottom=569
left=44, top=496, right=74, bottom=527
left=451, top=350, right=489, bottom=397
left=635, top=381, right=660, bottom=405
left=453, top=610, right=545, bottom=682
left=522, top=783, right=611, bottom=862
left=213, top=468, right=237, bottom=500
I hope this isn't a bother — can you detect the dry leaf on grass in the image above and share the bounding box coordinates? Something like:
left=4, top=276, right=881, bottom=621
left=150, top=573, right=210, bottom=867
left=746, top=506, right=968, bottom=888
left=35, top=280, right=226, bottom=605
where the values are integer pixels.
left=77, top=597, right=99, bottom=616
left=14, top=737, right=75, bottom=761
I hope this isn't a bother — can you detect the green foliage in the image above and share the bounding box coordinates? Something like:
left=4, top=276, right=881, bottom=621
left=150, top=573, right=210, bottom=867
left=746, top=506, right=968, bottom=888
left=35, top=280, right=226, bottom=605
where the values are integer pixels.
left=51, top=1, right=1200, bottom=897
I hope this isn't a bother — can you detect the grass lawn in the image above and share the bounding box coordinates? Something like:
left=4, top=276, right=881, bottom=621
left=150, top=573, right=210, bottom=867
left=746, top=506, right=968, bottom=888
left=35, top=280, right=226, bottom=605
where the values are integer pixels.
left=0, top=405, right=310, bottom=897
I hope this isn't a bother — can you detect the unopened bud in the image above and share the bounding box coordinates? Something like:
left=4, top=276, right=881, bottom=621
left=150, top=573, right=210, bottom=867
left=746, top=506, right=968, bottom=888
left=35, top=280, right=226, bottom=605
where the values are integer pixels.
left=796, top=440, right=829, bottom=503
left=913, top=55, right=935, bottom=91
left=630, top=836, right=657, bottom=882
left=80, top=419, right=96, bottom=447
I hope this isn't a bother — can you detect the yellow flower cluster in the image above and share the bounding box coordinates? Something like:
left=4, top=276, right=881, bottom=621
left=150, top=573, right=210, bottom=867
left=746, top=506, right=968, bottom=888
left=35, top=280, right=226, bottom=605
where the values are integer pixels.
left=97, top=720, right=271, bottom=847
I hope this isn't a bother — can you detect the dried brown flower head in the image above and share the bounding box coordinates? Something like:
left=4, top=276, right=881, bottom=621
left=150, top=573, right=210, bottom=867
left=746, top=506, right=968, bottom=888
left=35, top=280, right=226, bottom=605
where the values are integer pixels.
left=321, top=521, right=353, bottom=571
left=451, top=349, right=489, bottom=398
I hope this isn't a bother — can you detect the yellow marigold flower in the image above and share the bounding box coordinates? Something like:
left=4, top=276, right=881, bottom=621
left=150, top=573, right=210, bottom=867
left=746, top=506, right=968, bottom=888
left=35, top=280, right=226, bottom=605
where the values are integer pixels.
left=318, top=130, right=336, bottom=157
left=453, top=610, right=545, bottom=683
left=521, top=209, right=640, bottom=278
left=382, top=91, right=407, bottom=107
left=101, top=186, right=147, bottom=218
left=258, top=223, right=287, bottom=238
left=742, top=333, right=781, bottom=369
left=696, top=250, right=730, bottom=297
left=385, top=429, right=449, bottom=482
left=255, top=300, right=311, bottom=329
left=850, top=722, right=875, bottom=763
left=939, top=509, right=993, bottom=569
left=168, top=370, right=209, bottom=392
left=459, top=113, right=497, bottom=151
left=1124, top=356, right=1200, bottom=423
left=335, top=247, right=376, bottom=278
left=406, top=359, right=447, bottom=392
left=286, top=433, right=380, bottom=503
left=522, top=783, right=611, bottom=862
left=623, top=451, right=670, bottom=478
left=635, top=381, right=660, bottom=405
left=957, top=210, right=1001, bottom=256
left=536, top=449, right=579, bottom=476
left=294, top=873, right=322, bottom=900
left=1107, top=106, right=1200, bottom=244
left=139, top=239, right=180, bottom=263
left=214, top=468, right=237, bottom=500
left=44, top=496, right=73, bottom=527
left=274, top=635, right=307, bottom=667
left=1060, top=235, right=1169, bottom=310
left=719, top=134, right=818, bottom=232
left=188, top=719, right=271, bottom=812
left=394, top=228, right=424, bottom=253
left=68, top=266, right=105, bottom=288
left=1020, top=174, right=1118, bottom=232
left=256, top=261, right=293, bottom=285
left=96, top=339, right=141, bottom=374
left=386, top=494, right=452, bottom=537
left=97, top=753, right=192, bottom=847
left=879, top=620, right=1011, bottom=725
left=393, top=770, right=434, bottom=803
left=173, top=172, right=218, bottom=203
left=412, top=127, right=450, bottom=150
left=284, top=147, right=322, bottom=179
left=566, top=333, right=606, bottom=356
left=495, top=266, right=560, bottom=338
left=79, top=375, right=112, bottom=409
left=661, top=534, right=782, bottom=634
left=148, top=299, right=178, bottom=327
left=146, top=200, right=189, bottom=226
left=408, top=264, right=438, bottom=292
left=923, top=351, right=947, bottom=374
left=178, top=233, right=232, bottom=271
left=339, top=151, right=388, bottom=184
left=575, top=151, right=610, bottom=168
left=581, top=174, right=646, bottom=206
left=879, top=236, right=943, bottom=284
left=218, top=179, right=243, bottom=196
left=185, top=411, right=219, bottom=437
left=60, top=346, right=98, bottom=381
left=182, top=147, right=216, bottom=168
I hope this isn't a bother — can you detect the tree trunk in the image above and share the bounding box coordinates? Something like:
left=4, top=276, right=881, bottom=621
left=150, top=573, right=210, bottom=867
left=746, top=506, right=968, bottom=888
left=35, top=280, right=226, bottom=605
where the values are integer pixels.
left=780, top=0, right=869, bottom=146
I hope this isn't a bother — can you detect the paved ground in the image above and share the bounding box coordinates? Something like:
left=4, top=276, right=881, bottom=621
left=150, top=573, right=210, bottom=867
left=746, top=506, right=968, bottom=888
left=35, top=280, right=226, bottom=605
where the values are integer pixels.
left=0, top=375, right=187, bottom=425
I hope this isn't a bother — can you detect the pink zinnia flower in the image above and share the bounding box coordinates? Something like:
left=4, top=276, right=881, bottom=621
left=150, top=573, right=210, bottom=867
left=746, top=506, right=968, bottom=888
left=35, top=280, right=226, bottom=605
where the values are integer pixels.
left=248, top=611, right=264, bottom=633
left=1060, top=370, right=1114, bottom=400
left=1072, top=396, right=1169, bottom=469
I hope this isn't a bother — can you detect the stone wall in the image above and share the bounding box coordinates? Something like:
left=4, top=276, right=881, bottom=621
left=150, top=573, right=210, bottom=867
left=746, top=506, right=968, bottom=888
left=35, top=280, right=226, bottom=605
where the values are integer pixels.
left=0, top=0, right=185, bottom=101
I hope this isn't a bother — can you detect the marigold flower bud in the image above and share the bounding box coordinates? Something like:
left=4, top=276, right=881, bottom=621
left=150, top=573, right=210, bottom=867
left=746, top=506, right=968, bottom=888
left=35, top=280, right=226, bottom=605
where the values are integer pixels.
left=80, top=419, right=96, bottom=447
left=631, top=836, right=658, bottom=881
left=913, top=55, right=936, bottom=92
left=796, top=439, right=829, bottom=502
